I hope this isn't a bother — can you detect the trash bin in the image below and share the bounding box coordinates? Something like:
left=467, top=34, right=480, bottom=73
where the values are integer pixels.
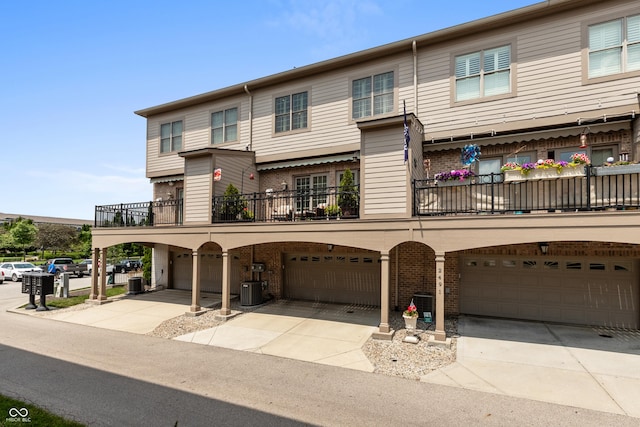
left=413, top=292, right=434, bottom=322
left=127, top=277, right=143, bottom=295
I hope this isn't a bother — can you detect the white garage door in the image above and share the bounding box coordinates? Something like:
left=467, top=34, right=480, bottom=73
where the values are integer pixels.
left=460, top=256, right=639, bottom=329
left=284, top=252, right=380, bottom=306
left=171, top=251, right=240, bottom=294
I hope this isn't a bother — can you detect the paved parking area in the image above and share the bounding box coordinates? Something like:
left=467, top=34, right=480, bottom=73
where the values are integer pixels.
left=422, top=316, right=640, bottom=418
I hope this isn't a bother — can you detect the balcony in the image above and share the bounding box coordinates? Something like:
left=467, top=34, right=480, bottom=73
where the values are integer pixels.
left=414, top=166, right=640, bottom=216
left=95, top=186, right=360, bottom=228
left=94, top=167, right=640, bottom=228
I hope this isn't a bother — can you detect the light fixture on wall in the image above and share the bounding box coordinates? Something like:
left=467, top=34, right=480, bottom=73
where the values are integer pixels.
left=281, top=180, right=288, bottom=190
left=327, top=244, right=334, bottom=252
left=579, top=127, right=590, bottom=149
left=538, top=242, right=549, bottom=255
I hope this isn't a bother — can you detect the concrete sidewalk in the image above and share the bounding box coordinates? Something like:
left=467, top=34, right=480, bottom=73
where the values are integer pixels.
left=422, top=316, right=640, bottom=418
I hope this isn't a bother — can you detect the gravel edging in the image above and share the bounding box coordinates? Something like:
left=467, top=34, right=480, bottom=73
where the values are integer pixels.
left=147, top=301, right=458, bottom=381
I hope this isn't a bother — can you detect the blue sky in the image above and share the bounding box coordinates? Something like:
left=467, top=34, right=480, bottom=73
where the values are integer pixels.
left=1, top=0, right=538, bottom=221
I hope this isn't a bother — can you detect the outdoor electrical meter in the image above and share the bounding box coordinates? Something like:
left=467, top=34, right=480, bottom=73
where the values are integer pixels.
left=251, top=263, right=265, bottom=272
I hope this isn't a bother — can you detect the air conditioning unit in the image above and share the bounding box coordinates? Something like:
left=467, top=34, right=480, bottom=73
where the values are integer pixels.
left=241, top=281, right=263, bottom=306
left=413, top=292, right=434, bottom=321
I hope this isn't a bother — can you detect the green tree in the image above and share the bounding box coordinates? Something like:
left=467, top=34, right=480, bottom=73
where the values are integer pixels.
left=36, top=223, right=79, bottom=257
left=10, top=219, right=37, bottom=260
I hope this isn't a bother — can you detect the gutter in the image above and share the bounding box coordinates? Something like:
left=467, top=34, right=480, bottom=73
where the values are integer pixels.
left=244, top=85, right=253, bottom=151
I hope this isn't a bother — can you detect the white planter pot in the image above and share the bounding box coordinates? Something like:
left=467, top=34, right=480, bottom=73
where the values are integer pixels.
left=504, top=166, right=585, bottom=182
left=436, top=179, right=472, bottom=187
left=403, top=315, right=418, bottom=330
left=592, top=164, right=640, bottom=176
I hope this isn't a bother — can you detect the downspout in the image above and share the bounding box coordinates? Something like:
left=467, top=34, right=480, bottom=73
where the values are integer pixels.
left=394, top=249, right=399, bottom=311
left=244, top=85, right=253, bottom=151
left=412, top=40, right=418, bottom=117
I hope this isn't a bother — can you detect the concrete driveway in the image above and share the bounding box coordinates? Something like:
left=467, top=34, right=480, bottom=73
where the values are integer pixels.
left=422, top=316, right=640, bottom=418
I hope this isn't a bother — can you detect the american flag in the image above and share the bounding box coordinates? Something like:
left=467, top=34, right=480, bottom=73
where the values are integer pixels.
left=403, top=100, right=410, bottom=164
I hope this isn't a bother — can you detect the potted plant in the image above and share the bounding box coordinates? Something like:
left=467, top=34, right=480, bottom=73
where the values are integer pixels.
left=325, top=204, right=341, bottom=218
left=337, top=169, right=358, bottom=217
left=221, top=184, right=246, bottom=220
left=402, top=300, right=419, bottom=329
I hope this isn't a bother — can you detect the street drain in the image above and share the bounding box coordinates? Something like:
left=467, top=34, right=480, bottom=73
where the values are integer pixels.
left=391, top=358, right=397, bottom=362
left=599, top=334, right=613, bottom=338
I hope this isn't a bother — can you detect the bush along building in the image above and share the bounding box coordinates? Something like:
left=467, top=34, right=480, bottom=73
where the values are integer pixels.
left=91, top=0, right=640, bottom=344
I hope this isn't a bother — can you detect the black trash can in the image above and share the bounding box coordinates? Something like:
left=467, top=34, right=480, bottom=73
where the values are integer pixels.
left=413, top=292, right=434, bottom=321
left=127, top=277, right=143, bottom=295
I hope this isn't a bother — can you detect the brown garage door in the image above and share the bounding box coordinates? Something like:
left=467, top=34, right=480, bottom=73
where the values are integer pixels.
left=172, top=251, right=240, bottom=294
left=284, top=253, right=380, bottom=306
left=460, top=256, right=639, bottom=329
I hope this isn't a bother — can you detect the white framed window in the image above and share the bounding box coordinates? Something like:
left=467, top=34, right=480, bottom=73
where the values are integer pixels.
left=589, top=15, right=640, bottom=78
left=275, top=92, right=308, bottom=133
left=294, top=174, right=327, bottom=212
left=455, top=45, right=511, bottom=101
left=352, top=71, right=394, bottom=119
left=211, top=107, right=238, bottom=144
left=591, top=146, right=618, bottom=166
left=557, top=148, right=587, bottom=163
left=478, top=158, right=502, bottom=183
left=160, top=120, right=183, bottom=153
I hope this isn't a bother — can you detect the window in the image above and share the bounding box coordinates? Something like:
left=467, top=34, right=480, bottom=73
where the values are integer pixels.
left=478, top=158, right=502, bottom=183
left=589, top=15, right=640, bottom=78
left=275, top=92, right=308, bottom=133
left=557, top=148, right=587, bottom=163
left=211, top=107, right=237, bottom=144
left=295, top=174, right=327, bottom=212
left=591, top=146, right=617, bottom=166
left=455, top=45, right=511, bottom=101
left=160, top=120, right=183, bottom=153
left=352, top=71, right=394, bottom=119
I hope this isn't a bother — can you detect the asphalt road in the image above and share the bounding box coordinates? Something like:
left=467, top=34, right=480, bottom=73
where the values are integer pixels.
left=1, top=282, right=638, bottom=426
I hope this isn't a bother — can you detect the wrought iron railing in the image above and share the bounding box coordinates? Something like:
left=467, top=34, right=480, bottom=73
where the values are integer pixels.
left=94, top=186, right=359, bottom=227
left=211, top=186, right=360, bottom=223
left=95, top=199, right=183, bottom=227
left=414, top=166, right=640, bottom=216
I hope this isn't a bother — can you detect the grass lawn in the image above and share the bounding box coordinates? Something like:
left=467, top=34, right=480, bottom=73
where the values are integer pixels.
left=0, top=394, right=84, bottom=426
left=46, top=286, right=127, bottom=309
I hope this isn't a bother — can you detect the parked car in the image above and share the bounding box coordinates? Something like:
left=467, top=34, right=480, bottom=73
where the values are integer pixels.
left=79, top=259, right=115, bottom=274
left=0, top=262, right=43, bottom=282
left=113, top=259, right=142, bottom=273
left=46, top=258, right=87, bottom=278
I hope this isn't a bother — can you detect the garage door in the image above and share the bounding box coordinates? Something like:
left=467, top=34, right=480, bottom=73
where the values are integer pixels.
left=172, top=251, right=240, bottom=294
left=460, top=256, right=639, bottom=329
left=284, top=252, right=380, bottom=306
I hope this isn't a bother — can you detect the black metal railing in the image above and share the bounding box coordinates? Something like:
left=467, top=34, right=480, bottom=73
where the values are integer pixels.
left=211, top=186, right=360, bottom=223
left=414, top=166, right=640, bottom=216
left=95, top=186, right=359, bottom=227
left=95, top=199, right=183, bottom=228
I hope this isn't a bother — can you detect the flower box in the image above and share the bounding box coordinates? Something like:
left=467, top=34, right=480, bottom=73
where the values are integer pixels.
left=504, top=166, right=585, bottom=182
left=436, top=179, right=473, bottom=187
left=592, top=164, right=640, bottom=176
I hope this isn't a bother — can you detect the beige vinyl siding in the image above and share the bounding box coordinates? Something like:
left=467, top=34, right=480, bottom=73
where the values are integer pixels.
left=146, top=98, right=250, bottom=178
left=362, top=127, right=407, bottom=217
left=183, top=156, right=212, bottom=224
left=212, top=153, right=258, bottom=196
left=418, top=4, right=640, bottom=139
left=251, top=55, right=408, bottom=159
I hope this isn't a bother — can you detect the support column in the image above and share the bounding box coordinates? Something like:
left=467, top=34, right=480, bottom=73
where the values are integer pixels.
left=89, top=248, right=99, bottom=300
left=98, top=248, right=107, bottom=301
left=430, top=252, right=450, bottom=346
left=219, top=251, right=232, bottom=316
left=373, top=251, right=394, bottom=340
left=188, top=250, right=202, bottom=315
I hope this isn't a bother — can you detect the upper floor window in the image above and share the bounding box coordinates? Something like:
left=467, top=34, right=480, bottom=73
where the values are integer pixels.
left=160, top=120, right=183, bottom=153
left=352, top=71, right=394, bottom=119
left=588, top=15, right=640, bottom=78
left=211, top=107, right=237, bottom=144
left=455, top=45, right=511, bottom=102
left=275, top=92, right=308, bottom=133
